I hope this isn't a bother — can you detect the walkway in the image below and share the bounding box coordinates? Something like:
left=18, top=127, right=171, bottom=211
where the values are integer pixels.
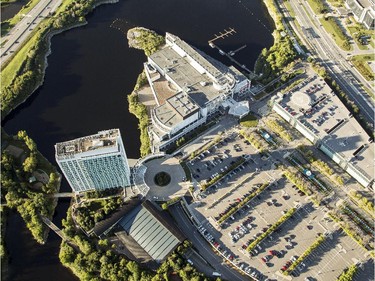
left=41, top=216, right=69, bottom=241
left=51, top=192, right=75, bottom=198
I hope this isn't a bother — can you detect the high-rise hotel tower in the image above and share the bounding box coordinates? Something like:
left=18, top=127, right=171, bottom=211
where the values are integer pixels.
left=55, top=129, right=131, bottom=193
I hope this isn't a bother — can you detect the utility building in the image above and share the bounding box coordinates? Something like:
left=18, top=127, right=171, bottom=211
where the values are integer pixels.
left=55, top=129, right=131, bottom=193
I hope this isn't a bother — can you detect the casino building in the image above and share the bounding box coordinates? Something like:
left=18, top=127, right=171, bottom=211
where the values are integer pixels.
left=144, top=32, right=251, bottom=152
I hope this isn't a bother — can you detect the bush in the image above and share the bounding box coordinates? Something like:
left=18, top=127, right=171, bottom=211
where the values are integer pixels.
left=247, top=208, right=297, bottom=252
left=265, top=118, right=293, bottom=142
left=217, top=183, right=270, bottom=224
left=283, top=169, right=312, bottom=196
left=337, top=264, right=358, bottom=281
left=128, top=91, right=151, bottom=156
left=285, top=234, right=326, bottom=274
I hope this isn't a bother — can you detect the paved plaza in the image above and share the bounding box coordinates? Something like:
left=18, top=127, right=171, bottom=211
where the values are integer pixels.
left=143, top=156, right=188, bottom=201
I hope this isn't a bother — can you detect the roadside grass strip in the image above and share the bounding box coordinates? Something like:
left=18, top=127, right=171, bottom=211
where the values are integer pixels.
left=284, top=234, right=326, bottom=275
left=239, top=113, right=258, bottom=128
left=1, top=0, right=41, bottom=36
left=216, top=182, right=270, bottom=225
left=328, top=212, right=373, bottom=253
left=340, top=204, right=375, bottom=236
left=246, top=207, right=297, bottom=252
left=179, top=161, right=192, bottom=182
left=305, top=0, right=329, bottom=14
left=350, top=54, right=375, bottom=81
left=264, top=118, right=293, bottom=142
left=336, top=263, right=359, bottom=281
left=200, top=157, right=246, bottom=191
left=348, top=190, right=375, bottom=219
left=187, top=135, right=222, bottom=161
left=319, top=17, right=351, bottom=51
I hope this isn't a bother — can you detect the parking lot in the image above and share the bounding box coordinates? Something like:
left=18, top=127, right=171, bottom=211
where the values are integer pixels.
left=180, top=112, right=374, bottom=281
left=190, top=162, right=372, bottom=281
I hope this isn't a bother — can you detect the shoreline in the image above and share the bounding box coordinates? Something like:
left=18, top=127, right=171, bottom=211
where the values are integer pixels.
left=2, top=0, right=119, bottom=121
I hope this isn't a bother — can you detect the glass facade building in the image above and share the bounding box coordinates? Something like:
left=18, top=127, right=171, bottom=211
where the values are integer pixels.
left=55, top=129, right=131, bottom=192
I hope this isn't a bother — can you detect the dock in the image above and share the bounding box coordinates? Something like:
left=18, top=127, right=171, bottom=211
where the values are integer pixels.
left=208, top=28, right=236, bottom=45
left=229, top=45, right=247, bottom=56
left=210, top=43, right=252, bottom=74
left=208, top=29, right=255, bottom=77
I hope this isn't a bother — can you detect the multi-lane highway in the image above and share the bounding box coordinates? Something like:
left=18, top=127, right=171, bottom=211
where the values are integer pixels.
left=281, top=0, right=374, bottom=125
left=1, top=0, right=62, bottom=64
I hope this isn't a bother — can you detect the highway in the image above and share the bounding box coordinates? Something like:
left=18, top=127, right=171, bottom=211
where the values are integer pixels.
left=1, top=0, right=62, bottom=64
left=169, top=204, right=249, bottom=281
left=281, top=0, right=374, bottom=125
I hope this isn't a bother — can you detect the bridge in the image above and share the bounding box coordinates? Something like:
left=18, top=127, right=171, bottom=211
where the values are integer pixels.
left=41, top=216, right=70, bottom=241
left=51, top=192, right=75, bottom=198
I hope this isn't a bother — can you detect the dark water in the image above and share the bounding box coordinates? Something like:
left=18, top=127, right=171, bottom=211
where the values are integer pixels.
left=2, top=0, right=274, bottom=280
left=1, top=0, right=28, bottom=22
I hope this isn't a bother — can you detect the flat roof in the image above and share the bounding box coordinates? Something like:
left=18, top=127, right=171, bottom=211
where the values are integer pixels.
left=166, top=92, right=200, bottom=118
left=150, top=45, right=227, bottom=107
left=166, top=32, right=224, bottom=82
left=118, top=200, right=184, bottom=262
left=154, top=103, right=183, bottom=129
left=276, top=73, right=374, bottom=179
left=55, top=129, right=120, bottom=157
left=357, top=0, right=373, bottom=8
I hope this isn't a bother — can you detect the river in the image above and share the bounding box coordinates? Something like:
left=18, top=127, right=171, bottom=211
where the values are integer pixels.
left=1, top=0, right=28, bottom=22
left=2, top=0, right=274, bottom=280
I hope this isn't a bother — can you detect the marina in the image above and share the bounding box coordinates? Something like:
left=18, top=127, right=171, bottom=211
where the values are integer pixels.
left=208, top=28, right=253, bottom=75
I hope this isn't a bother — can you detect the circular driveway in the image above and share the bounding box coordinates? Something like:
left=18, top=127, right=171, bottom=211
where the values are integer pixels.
left=143, top=156, right=188, bottom=201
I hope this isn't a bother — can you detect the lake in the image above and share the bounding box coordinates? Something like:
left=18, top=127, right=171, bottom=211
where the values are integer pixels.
left=2, top=0, right=274, bottom=279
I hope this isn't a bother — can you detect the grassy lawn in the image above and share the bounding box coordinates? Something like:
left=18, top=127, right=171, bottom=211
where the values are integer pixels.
left=284, top=1, right=296, bottom=18
left=240, top=113, right=259, bottom=128
left=1, top=0, right=41, bottom=36
left=319, top=17, right=352, bottom=51
left=347, top=26, right=371, bottom=50
left=350, top=54, right=375, bottom=82
left=306, top=0, right=327, bottom=14
left=1, top=24, right=46, bottom=89
left=326, top=0, right=345, bottom=7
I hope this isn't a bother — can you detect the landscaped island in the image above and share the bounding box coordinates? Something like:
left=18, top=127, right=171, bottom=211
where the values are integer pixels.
left=1, top=130, right=61, bottom=244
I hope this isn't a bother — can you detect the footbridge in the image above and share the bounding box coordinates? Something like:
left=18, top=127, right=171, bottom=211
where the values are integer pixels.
left=52, top=192, right=75, bottom=198
left=41, top=216, right=70, bottom=241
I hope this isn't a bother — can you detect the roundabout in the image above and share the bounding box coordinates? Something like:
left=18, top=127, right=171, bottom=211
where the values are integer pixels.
left=141, top=155, right=189, bottom=201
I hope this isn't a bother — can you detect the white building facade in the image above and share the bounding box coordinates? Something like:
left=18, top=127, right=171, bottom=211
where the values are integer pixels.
left=345, top=0, right=375, bottom=29
left=55, top=129, right=131, bottom=193
left=144, top=32, right=251, bottom=152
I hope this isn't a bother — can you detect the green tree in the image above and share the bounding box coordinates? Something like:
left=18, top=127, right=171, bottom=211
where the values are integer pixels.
left=22, top=153, right=37, bottom=173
